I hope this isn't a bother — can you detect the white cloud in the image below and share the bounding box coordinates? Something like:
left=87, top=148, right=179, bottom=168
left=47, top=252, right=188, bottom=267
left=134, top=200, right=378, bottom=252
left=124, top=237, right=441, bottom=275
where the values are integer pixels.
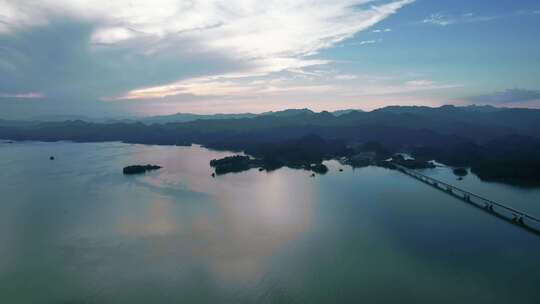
left=0, top=0, right=415, bottom=105
left=372, top=28, right=392, bottom=33
left=515, top=9, right=540, bottom=16
left=113, top=74, right=335, bottom=100
left=0, top=92, right=44, bottom=99
left=406, top=80, right=435, bottom=86
left=113, top=71, right=460, bottom=104
left=91, top=27, right=137, bottom=44
left=0, top=1, right=48, bottom=33
left=335, top=74, right=358, bottom=80
left=422, top=13, right=452, bottom=26
left=422, top=12, right=498, bottom=26
left=124, top=73, right=461, bottom=114
left=340, top=80, right=460, bottom=97
left=351, top=39, right=382, bottom=46
left=422, top=9, right=540, bottom=28
left=1, top=1, right=413, bottom=55
left=84, top=0, right=412, bottom=100
left=359, top=40, right=378, bottom=45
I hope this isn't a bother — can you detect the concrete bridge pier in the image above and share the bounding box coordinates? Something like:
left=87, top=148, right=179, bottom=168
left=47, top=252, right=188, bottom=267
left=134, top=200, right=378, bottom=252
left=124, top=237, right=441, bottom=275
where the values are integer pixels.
left=512, top=214, right=525, bottom=225
left=511, top=213, right=525, bottom=224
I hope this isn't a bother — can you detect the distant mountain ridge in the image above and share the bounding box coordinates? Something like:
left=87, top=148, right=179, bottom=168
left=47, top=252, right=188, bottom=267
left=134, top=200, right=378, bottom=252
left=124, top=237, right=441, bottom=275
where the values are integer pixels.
left=125, top=105, right=505, bottom=124
left=16, top=108, right=361, bottom=125
left=129, top=108, right=357, bottom=124
left=10, top=105, right=520, bottom=125
left=141, top=112, right=258, bottom=124
left=2, top=105, right=538, bottom=144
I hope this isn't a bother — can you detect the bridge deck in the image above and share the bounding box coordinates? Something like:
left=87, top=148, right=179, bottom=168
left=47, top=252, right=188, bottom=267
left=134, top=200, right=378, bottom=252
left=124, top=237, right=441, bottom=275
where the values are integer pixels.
left=394, top=164, right=540, bottom=237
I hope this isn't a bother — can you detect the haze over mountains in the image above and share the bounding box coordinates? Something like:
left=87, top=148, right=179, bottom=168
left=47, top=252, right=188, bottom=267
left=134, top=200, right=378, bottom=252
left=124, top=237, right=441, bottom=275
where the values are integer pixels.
left=24, top=108, right=356, bottom=124
left=2, top=105, right=538, bottom=144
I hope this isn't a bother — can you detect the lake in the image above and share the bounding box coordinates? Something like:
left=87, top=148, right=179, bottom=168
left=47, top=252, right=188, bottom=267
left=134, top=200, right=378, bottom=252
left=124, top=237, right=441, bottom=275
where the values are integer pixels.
left=1, top=141, right=539, bottom=303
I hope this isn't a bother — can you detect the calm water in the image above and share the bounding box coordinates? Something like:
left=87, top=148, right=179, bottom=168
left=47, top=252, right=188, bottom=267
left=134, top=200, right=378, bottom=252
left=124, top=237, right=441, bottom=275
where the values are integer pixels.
left=1, top=141, right=539, bottom=303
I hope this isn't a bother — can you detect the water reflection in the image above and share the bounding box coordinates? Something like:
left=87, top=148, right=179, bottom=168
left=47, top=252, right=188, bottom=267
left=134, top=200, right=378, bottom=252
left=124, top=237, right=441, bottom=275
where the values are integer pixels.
left=118, top=198, right=180, bottom=237
left=0, top=142, right=539, bottom=303
left=122, top=166, right=317, bottom=282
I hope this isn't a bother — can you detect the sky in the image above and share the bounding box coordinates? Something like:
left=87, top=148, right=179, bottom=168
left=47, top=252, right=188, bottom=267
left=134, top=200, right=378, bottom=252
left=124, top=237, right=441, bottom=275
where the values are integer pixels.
left=0, top=0, right=539, bottom=118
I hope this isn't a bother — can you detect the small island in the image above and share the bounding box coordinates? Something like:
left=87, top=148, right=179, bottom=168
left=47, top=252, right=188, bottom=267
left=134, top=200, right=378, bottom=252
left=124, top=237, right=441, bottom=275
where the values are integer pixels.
left=123, top=164, right=162, bottom=175
left=453, top=167, right=468, bottom=177
left=210, top=155, right=255, bottom=175
left=310, top=163, right=329, bottom=174
left=210, top=154, right=329, bottom=175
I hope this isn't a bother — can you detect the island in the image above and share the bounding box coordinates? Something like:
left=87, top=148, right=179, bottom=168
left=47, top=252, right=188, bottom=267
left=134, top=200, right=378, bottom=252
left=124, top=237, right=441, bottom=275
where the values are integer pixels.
left=123, top=164, right=162, bottom=175
left=309, top=163, right=329, bottom=174
left=453, top=167, right=468, bottom=177
left=210, top=154, right=329, bottom=175
left=210, top=155, right=255, bottom=175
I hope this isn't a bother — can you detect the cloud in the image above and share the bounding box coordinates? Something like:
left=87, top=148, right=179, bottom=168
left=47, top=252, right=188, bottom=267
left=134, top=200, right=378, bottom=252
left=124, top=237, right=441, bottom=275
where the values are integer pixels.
left=352, top=39, right=381, bottom=46
left=335, top=74, right=358, bottom=80
left=422, top=13, right=454, bottom=26
left=122, top=73, right=461, bottom=115
left=0, top=92, right=44, bottom=99
left=422, top=9, right=540, bottom=27
left=91, top=27, right=137, bottom=45
left=0, top=0, right=415, bottom=116
left=99, top=0, right=415, bottom=100
left=359, top=40, right=378, bottom=45
left=422, top=12, right=497, bottom=26
left=114, top=72, right=337, bottom=100
left=465, top=89, right=540, bottom=104
left=116, top=71, right=460, bottom=107
left=3, top=1, right=537, bottom=118
left=0, top=19, right=242, bottom=101
left=113, top=58, right=330, bottom=100
left=406, top=80, right=435, bottom=86
left=344, top=79, right=460, bottom=96
left=515, top=9, right=540, bottom=16
left=1, top=0, right=414, bottom=62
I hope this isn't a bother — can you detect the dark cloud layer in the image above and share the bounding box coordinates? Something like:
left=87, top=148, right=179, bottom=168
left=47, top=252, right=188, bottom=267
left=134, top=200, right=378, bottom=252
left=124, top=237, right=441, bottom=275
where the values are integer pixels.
left=0, top=18, right=250, bottom=117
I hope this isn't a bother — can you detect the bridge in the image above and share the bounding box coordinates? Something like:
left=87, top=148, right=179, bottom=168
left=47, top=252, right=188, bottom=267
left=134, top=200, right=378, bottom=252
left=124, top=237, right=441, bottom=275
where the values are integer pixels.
left=394, top=164, right=540, bottom=237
